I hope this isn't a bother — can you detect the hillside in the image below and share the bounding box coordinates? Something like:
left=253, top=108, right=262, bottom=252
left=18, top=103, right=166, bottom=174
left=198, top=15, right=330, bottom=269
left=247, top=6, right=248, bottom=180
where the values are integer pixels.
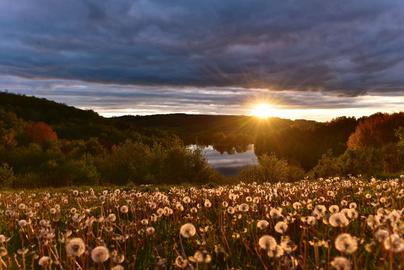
left=0, top=92, right=357, bottom=167
left=0, top=92, right=313, bottom=145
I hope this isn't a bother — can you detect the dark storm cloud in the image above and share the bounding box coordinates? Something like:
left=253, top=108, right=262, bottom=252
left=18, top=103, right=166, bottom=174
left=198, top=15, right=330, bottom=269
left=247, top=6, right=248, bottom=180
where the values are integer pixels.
left=1, top=0, right=404, bottom=95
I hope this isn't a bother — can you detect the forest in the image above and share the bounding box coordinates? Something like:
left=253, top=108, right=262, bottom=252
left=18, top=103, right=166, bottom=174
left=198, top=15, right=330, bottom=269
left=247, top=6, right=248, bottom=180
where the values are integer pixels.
left=0, top=92, right=403, bottom=187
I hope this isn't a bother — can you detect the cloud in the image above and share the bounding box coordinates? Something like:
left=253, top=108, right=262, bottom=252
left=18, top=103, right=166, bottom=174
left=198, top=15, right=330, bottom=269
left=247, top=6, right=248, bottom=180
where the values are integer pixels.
left=0, top=0, right=404, bottom=96
left=1, top=75, right=403, bottom=121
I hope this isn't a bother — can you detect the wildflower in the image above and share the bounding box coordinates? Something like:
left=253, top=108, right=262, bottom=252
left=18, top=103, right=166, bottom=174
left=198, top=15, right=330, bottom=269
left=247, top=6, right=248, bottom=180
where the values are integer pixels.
left=227, top=206, right=235, bottom=214
left=257, top=220, right=269, bottom=230
left=0, top=235, right=6, bottom=244
left=174, top=256, right=188, bottom=268
left=204, top=199, right=212, bottom=208
left=269, top=208, right=283, bottom=218
left=280, top=236, right=296, bottom=253
left=146, top=226, right=155, bottom=236
left=329, top=213, right=349, bottom=227
left=141, top=219, right=148, bottom=225
left=306, top=216, right=316, bottom=226
left=349, top=202, right=357, bottom=209
left=111, top=251, right=125, bottom=264
left=18, top=219, right=28, bottom=227
left=274, top=221, right=288, bottom=234
left=180, top=223, right=196, bottom=238
left=175, top=203, right=184, bottom=211
left=292, top=202, right=302, bottom=210
left=340, top=200, right=348, bottom=207
left=0, top=247, right=7, bottom=257
left=238, top=203, right=249, bottom=212
left=374, top=229, right=389, bottom=242
left=258, top=235, right=277, bottom=251
left=366, top=215, right=378, bottom=229
left=157, top=208, right=164, bottom=216
left=335, top=233, right=358, bottom=254
left=107, top=213, right=116, bottom=222
left=345, top=209, right=358, bottom=219
left=91, top=246, right=110, bottom=263
left=268, top=245, right=284, bottom=258
left=183, top=196, right=191, bottom=204
left=189, top=250, right=211, bottom=263
left=232, top=232, right=240, bottom=239
left=329, top=205, right=339, bottom=213
left=331, top=256, right=351, bottom=270
left=38, top=256, right=52, bottom=268
left=383, top=234, right=404, bottom=253
left=120, top=205, right=129, bottom=214
left=66, top=238, right=86, bottom=257
left=313, top=205, right=326, bottom=219
left=163, top=207, right=173, bottom=216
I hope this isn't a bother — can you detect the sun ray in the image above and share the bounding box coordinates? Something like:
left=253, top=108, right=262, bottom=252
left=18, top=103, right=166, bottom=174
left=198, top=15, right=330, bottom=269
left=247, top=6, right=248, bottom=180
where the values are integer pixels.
left=250, top=103, right=274, bottom=119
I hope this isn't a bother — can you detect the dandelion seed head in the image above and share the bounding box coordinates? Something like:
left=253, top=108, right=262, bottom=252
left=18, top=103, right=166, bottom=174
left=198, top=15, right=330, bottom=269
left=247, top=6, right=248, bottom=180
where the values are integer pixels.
left=274, top=221, right=288, bottom=234
left=335, top=233, right=358, bottom=254
left=383, top=234, right=404, bottom=253
left=331, top=256, right=351, bottom=270
left=258, top=235, right=277, bottom=251
left=91, top=246, right=110, bottom=263
left=38, top=256, right=52, bottom=267
left=329, top=212, right=349, bottom=227
left=180, top=223, right=196, bottom=238
left=66, top=238, right=86, bottom=257
left=257, top=220, right=269, bottom=230
left=174, top=256, right=188, bottom=268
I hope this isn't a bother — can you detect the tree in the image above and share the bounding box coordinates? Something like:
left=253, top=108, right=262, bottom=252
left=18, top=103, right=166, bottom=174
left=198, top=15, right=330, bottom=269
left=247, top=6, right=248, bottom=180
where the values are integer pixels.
left=347, top=112, right=404, bottom=150
left=25, top=122, right=58, bottom=145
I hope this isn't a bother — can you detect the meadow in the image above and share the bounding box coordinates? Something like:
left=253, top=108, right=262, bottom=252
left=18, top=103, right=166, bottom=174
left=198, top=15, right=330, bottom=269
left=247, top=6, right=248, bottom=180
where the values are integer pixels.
left=0, top=177, right=402, bottom=269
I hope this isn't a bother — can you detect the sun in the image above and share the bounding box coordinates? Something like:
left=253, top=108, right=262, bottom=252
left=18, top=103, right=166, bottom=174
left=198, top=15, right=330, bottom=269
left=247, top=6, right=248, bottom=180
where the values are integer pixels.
left=250, top=103, right=274, bottom=119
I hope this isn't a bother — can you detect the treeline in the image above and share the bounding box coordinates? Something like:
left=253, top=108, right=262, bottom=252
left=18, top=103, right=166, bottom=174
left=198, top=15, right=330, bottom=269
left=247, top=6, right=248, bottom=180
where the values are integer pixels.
left=241, top=112, right=404, bottom=182
left=0, top=108, right=218, bottom=187
left=0, top=92, right=403, bottom=187
left=254, top=117, right=358, bottom=170
left=310, top=113, right=404, bottom=178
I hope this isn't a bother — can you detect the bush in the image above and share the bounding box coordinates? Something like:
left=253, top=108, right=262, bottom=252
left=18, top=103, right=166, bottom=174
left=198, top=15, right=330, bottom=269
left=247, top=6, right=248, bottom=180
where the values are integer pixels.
left=97, top=140, right=219, bottom=185
left=240, top=153, right=304, bottom=183
left=310, top=150, right=342, bottom=178
left=0, top=163, right=15, bottom=187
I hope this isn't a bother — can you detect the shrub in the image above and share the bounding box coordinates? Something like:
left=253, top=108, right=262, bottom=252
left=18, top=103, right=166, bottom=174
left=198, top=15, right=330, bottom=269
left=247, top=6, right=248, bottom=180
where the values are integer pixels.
left=310, top=150, right=342, bottom=178
left=0, top=163, right=15, bottom=187
left=98, top=140, right=218, bottom=185
left=240, top=153, right=304, bottom=183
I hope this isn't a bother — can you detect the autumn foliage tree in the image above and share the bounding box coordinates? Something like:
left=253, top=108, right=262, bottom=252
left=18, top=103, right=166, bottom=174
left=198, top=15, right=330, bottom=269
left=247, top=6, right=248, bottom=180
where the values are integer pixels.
left=347, top=112, right=404, bottom=150
left=25, top=122, right=58, bottom=145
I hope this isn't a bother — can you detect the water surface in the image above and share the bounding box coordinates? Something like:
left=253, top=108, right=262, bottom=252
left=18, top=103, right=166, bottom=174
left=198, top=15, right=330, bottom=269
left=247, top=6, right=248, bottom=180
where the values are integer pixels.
left=189, top=144, right=258, bottom=176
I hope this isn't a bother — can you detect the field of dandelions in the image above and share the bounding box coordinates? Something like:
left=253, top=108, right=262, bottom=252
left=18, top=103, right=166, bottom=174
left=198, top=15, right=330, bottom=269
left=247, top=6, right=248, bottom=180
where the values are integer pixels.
left=0, top=177, right=403, bottom=270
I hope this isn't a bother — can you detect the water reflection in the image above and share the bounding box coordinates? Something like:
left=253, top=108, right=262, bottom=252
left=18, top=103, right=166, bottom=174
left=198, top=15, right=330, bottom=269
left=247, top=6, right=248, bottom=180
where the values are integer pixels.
left=189, top=144, right=258, bottom=176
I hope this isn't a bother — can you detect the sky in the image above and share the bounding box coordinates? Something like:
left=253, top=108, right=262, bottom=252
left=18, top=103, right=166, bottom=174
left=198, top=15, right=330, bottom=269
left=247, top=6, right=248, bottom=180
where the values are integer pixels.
left=0, top=0, right=403, bottom=121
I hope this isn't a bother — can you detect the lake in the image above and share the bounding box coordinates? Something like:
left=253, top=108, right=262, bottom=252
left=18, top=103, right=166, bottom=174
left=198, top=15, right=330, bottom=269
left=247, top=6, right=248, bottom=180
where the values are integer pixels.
left=188, top=144, right=258, bottom=176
